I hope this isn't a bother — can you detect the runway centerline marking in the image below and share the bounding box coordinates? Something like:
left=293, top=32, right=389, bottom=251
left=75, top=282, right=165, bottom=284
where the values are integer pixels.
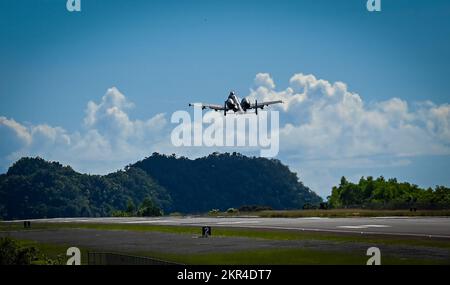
left=337, top=224, right=391, bottom=229
left=216, top=221, right=261, bottom=225
left=124, top=220, right=179, bottom=224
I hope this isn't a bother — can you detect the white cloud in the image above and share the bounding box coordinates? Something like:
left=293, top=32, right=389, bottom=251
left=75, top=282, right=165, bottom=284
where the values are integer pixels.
left=0, top=117, right=32, bottom=145
left=84, top=87, right=157, bottom=140
left=248, top=73, right=450, bottom=160
left=0, top=117, right=33, bottom=162
left=254, top=73, right=276, bottom=89
left=0, top=87, right=168, bottom=174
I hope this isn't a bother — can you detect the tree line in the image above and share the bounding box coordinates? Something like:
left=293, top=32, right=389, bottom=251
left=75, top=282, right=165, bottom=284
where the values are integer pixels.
left=328, top=176, right=450, bottom=209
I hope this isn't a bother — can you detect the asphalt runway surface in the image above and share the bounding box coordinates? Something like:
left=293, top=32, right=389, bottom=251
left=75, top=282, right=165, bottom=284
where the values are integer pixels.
left=7, top=216, right=450, bottom=238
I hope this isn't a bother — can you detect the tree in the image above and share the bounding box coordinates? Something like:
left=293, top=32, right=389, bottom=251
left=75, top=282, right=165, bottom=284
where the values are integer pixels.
left=0, top=237, right=38, bottom=265
left=138, top=197, right=162, bottom=217
left=126, top=199, right=135, bottom=215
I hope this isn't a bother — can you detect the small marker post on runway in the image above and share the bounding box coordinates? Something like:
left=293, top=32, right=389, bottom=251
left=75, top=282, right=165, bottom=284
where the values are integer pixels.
left=202, top=226, right=212, bottom=238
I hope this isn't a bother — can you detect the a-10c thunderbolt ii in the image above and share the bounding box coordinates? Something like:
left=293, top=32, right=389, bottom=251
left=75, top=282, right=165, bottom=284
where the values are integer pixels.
left=189, top=91, right=283, bottom=116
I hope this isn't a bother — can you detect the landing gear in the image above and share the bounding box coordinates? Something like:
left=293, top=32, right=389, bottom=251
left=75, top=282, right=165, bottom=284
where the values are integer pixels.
left=255, top=100, right=258, bottom=115
left=224, top=101, right=227, bottom=116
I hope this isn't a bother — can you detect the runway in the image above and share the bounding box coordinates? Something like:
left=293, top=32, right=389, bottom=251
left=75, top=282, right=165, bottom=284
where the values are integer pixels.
left=7, top=216, right=450, bottom=239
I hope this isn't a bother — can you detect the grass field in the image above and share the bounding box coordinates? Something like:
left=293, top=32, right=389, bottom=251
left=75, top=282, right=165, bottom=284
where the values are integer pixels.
left=142, top=247, right=447, bottom=265
left=5, top=236, right=447, bottom=265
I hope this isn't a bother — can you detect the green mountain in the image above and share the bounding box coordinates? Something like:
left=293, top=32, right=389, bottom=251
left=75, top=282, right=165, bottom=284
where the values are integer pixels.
left=0, top=157, right=171, bottom=220
left=130, top=152, right=322, bottom=213
left=0, top=153, right=322, bottom=219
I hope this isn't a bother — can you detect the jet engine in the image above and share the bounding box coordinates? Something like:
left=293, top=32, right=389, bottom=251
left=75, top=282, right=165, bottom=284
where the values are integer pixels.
left=226, top=98, right=236, bottom=110
left=241, top=97, right=251, bottom=111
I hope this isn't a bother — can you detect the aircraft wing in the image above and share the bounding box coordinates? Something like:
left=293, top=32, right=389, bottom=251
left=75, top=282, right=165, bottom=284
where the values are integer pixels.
left=250, top=100, right=283, bottom=109
left=189, top=103, right=226, bottom=111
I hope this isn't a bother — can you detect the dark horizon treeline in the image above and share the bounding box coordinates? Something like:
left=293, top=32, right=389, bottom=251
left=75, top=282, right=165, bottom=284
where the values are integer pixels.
left=328, top=176, right=450, bottom=209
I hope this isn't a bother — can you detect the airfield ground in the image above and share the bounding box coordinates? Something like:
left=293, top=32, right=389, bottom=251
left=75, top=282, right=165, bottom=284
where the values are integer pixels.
left=1, top=216, right=449, bottom=265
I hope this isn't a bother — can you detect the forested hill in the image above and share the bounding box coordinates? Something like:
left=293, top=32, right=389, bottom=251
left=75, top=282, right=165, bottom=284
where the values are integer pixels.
left=0, top=154, right=322, bottom=219
left=0, top=157, right=171, bottom=220
left=130, top=152, right=322, bottom=213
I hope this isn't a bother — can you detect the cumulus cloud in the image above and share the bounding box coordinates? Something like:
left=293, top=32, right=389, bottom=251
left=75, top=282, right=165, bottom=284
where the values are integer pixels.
left=254, top=73, right=276, bottom=89
left=0, top=117, right=32, bottom=161
left=248, top=73, right=450, bottom=160
left=0, top=87, right=168, bottom=173
left=0, top=117, right=32, bottom=145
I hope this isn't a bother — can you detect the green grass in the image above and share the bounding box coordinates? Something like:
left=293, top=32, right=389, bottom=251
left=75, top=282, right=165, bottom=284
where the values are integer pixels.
left=10, top=239, right=89, bottom=265
left=6, top=237, right=447, bottom=265
left=140, top=248, right=448, bottom=265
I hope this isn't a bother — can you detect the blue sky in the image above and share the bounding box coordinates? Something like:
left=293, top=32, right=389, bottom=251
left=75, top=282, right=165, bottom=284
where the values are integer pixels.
left=1, top=0, right=450, bottom=197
